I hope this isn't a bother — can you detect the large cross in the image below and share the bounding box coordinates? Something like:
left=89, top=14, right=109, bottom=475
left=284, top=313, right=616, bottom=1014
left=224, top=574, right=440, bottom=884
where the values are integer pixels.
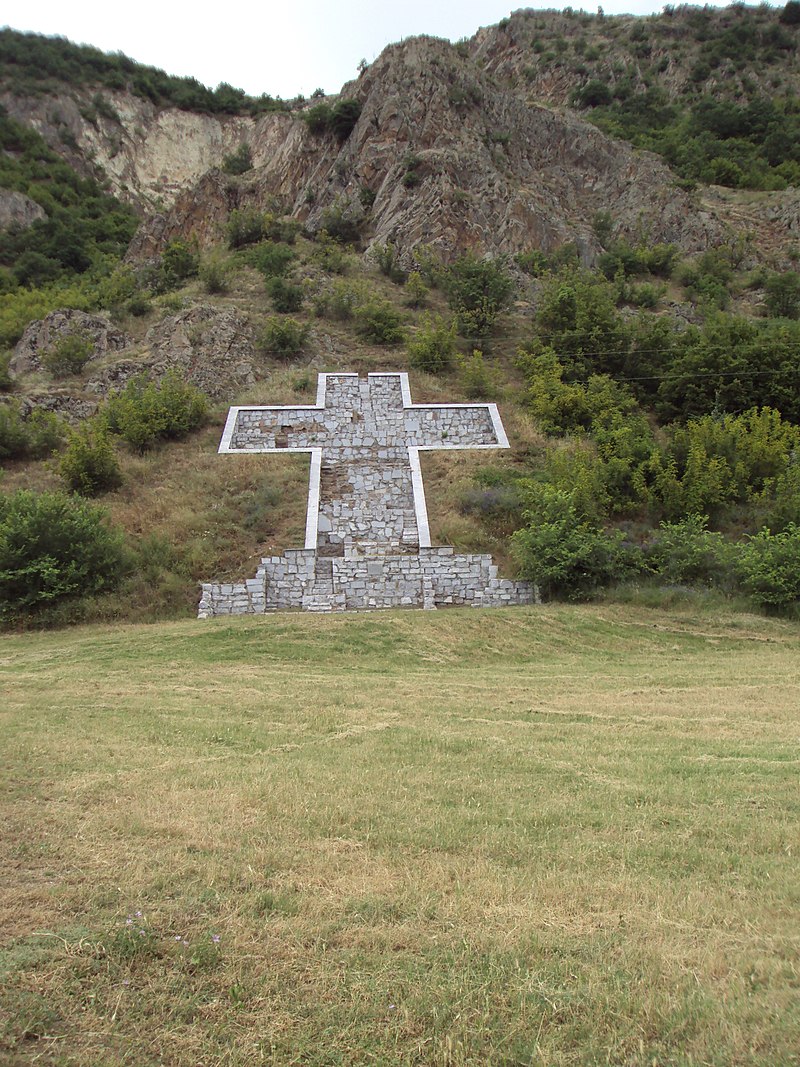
left=219, top=372, right=510, bottom=556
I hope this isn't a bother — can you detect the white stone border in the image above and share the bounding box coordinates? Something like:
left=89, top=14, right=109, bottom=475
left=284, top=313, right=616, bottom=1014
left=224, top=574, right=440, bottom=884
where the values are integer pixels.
left=218, top=372, right=511, bottom=553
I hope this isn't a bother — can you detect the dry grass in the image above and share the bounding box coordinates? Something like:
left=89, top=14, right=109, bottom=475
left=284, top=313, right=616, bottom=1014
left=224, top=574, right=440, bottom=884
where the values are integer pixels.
left=2, top=604, right=799, bottom=1065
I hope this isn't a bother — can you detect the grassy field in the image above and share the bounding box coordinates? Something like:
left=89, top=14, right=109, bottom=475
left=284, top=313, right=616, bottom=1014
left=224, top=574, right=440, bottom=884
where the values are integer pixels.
left=1, top=605, right=799, bottom=1066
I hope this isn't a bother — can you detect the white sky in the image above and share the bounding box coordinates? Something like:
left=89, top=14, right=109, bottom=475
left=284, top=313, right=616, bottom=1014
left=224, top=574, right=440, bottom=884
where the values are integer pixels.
left=4, top=0, right=742, bottom=99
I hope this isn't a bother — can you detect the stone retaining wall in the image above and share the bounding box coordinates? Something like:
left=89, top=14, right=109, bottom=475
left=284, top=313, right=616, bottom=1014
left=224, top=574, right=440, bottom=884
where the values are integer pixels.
left=198, top=547, right=536, bottom=617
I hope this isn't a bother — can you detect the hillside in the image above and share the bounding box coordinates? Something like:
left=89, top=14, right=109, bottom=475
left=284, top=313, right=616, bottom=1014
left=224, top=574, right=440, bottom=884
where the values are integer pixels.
left=1, top=5, right=800, bottom=626
left=2, top=605, right=799, bottom=1063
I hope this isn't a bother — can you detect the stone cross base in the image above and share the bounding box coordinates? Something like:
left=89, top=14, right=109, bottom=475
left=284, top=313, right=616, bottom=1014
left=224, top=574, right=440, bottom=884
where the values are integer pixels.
left=198, top=547, right=537, bottom=617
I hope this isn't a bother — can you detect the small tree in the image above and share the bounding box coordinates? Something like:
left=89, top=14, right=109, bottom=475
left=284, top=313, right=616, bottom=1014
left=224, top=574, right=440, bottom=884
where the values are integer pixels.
left=736, top=525, right=800, bottom=610
left=259, top=317, right=310, bottom=357
left=267, top=276, right=304, bottom=313
left=407, top=315, right=457, bottom=373
left=104, top=373, right=208, bottom=453
left=444, top=254, right=513, bottom=338
left=227, top=209, right=265, bottom=249
left=41, top=332, right=94, bottom=378
left=58, top=422, right=122, bottom=497
left=0, top=489, right=127, bottom=620
left=765, top=272, right=800, bottom=319
left=354, top=300, right=405, bottom=345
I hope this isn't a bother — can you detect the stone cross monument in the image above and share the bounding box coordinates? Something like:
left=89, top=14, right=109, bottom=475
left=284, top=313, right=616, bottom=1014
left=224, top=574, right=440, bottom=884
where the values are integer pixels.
left=199, top=372, right=534, bottom=614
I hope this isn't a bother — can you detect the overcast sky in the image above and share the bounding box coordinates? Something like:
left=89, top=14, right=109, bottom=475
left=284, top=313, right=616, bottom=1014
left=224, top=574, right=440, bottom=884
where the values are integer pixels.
left=4, top=0, right=741, bottom=99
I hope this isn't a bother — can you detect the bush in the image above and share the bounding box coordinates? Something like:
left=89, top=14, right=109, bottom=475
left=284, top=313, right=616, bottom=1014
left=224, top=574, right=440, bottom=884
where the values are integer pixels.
left=404, top=271, right=429, bottom=308
left=303, top=98, right=361, bottom=140
left=312, top=279, right=366, bottom=319
left=103, top=373, right=208, bottom=453
left=458, top=350, right=496, bottom=399
left=764, top=272, right=800, bottom=319
left=444, top=255, right=513, bottom=338
left=735, top=525, right=800, bottom=609
left=511, top=488, right=639, bottom=601
left=0, top=402, right=65, bottom=461
left=25, top=409, right=66, bottom=459
left=407, top=315, right=457, bottom=373
left=222, top=143, right=252, bottom=175
left=155, top=239, right=199, bottom=292
left=199, top=254, right=230, bottom=295
left=0, top=400, right=29, bottom=460
left=0, top=351, right=11, bottom=391
left=0, top=488, right=127, bottom=620
left=227, top=209, right=265, bottom=249
left=245, top=240, right=294, bottom=278
left=317, top=203, right=361, bottom=245
left=259, top=316, right=310, bottom=356
left=58, top=422, right=122, bottom=496
left=354, top=300, right=405, bottom=345
left=370, top=242, right=405, bottom=283
left=41, top=332, right=94, bottom=378
left=266, top=276, right=304, bottom=313
left=645, top=515, right=733, bottom=588
left=311, top=233, right=352, bottom=274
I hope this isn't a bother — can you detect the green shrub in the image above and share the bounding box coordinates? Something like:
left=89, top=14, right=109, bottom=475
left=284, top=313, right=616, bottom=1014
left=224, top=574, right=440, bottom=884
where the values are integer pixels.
left=370, top=242, right=405, bottom=283
left=312, top=279, right=366, bottom=319
left=764, top=272, right=800, bottom=319
left=0, top=401, right=30, bottom=460
left=444, top=254, right=513, bottom=338
left=25, top=409, right=66, bottom=459
left=125, top=293, right=152, bottom=317
left=58, top=422, right=122, bottom=496
left=735, top=525, right=800, bottom=609
left=645, top=515, right=733, bottom=588
left=227, top=209, right=265, bottom=249
left=457, top=350, right=496, bottom=399
left=407, top=315, right=456, bottom=373
left=303, top=99, right=361, bottom=140
left=103, top=373, right=208, bottom=453
left=199, top=254, right=231, bottom=295
left=354, top=300, right=405, bottom=345
left=317, top=203, right=361, bottom=245
left=311, top=233, right=352, bottom=274
left=0, top=403, right=65, bottom=462
left=404, top=271, right=429, bottom=308
left=155, top=239, right=199, bottom=292
left=0, top=351, right=11, bottom=391
left=222, top=143, right=252, bottom=175
left=511, top=488, right=640, bottom=601
left=329, top=99, right=362, bottom=140
left=267, top=276, right=304, bottom=313
left=263, top=216, right=301, bottom=245
left=0, top=488, right=127, bottom=620
left=259, top=316, right=310, bottom=357
left=245, top=241, right=294, bottom=278
left=41, top=332, right=94, bottom=378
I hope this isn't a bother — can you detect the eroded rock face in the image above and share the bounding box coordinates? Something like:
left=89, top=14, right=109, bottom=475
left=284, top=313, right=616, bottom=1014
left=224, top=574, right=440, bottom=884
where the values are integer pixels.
left=142, top=304, right=261, bottom=399
left=127, top=36, right=724, bottom=267
left=0, top=189, right=46, bottom=231
left=10, top=309, right=133, bottom=377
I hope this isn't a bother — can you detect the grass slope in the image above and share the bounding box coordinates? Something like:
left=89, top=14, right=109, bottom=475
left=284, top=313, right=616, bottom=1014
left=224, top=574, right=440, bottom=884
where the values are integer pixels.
left=2, top=605, right=799, bottom=1065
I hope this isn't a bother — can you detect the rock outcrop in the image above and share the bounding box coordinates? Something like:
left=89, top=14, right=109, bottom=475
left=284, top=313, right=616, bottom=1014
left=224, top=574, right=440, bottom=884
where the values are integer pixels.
left=10, top=309, right=132, bottom=377
left=0, top=189, right=46, bottom=231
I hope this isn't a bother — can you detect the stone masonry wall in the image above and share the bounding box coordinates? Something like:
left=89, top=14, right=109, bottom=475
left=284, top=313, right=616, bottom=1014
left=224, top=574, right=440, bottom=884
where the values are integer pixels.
left=198, top=548, right=536, bottom=617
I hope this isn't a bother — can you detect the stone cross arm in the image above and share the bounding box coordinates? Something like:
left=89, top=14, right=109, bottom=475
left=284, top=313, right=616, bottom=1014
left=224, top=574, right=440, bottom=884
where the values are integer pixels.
left=218, top=372, right=511, bottom=551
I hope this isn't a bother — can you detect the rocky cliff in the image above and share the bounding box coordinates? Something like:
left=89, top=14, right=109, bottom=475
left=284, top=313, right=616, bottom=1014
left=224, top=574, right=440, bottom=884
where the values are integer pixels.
left=2, top=9, right=798, bottom=271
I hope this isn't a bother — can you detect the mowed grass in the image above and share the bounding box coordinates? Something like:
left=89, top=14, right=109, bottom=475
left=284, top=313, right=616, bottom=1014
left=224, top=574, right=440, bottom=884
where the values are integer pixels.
left=1, top=606, right=799, bottom=1066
